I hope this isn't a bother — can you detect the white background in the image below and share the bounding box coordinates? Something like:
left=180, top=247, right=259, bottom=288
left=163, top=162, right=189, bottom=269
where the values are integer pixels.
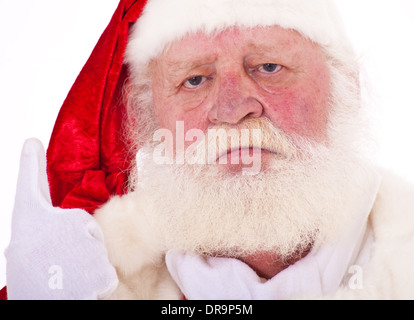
left=0, top=0, right=413, bottom=290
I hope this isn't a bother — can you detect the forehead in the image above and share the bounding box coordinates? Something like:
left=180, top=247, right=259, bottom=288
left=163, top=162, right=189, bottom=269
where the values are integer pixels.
left=156, top=25, right=319, bottom=68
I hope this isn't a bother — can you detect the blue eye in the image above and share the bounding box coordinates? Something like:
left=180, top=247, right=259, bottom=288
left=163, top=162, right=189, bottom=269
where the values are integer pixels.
left=259, top=63, right=282, bottom=74
left=184, top=76, right=207, bottom=89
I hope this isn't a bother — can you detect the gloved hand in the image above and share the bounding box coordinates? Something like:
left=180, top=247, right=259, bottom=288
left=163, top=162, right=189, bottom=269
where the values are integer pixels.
left=5, top=138, right=118, bottom=300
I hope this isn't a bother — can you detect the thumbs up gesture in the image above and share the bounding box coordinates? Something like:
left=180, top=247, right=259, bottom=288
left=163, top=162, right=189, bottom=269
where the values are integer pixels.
left=5, top=139, right=118, bottom=300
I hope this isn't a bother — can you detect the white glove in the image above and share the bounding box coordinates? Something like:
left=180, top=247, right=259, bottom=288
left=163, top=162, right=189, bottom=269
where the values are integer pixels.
left=5, top=138, right=118, bottom=300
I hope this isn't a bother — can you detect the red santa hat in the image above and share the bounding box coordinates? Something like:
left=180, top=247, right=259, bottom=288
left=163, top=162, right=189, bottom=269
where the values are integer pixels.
left=46, top=0, right=354, bottom=214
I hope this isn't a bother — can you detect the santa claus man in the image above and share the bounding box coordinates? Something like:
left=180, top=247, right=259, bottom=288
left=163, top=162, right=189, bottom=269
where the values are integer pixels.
left=2, top=0, right=414, bottom=300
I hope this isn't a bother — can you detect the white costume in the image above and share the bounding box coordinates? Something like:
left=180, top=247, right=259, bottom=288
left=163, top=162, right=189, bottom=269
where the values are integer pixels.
left=95, top=168, right=414, bottom=299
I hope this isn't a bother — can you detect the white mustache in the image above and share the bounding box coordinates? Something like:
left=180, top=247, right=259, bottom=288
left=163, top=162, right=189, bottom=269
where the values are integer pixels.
left=185, top=118, right=297, bottom=165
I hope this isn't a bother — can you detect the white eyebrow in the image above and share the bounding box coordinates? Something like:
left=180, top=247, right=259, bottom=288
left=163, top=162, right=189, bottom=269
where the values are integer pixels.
left=166, top=56, right=217, bottom=74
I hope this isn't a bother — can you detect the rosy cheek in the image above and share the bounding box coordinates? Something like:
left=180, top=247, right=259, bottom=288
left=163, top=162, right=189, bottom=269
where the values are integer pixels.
left=155, top=104, right=209, bottom=148
left=263, top=86, right=329, bottom=141
left=181, top=114, right=211, bottom=148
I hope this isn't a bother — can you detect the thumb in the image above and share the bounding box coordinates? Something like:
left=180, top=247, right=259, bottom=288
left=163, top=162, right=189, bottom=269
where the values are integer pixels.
left=15, top=138, right=52, bottom=209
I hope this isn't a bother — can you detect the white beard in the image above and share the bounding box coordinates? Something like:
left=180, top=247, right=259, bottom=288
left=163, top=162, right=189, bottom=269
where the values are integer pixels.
left=131, top=125, right=372, bottom=262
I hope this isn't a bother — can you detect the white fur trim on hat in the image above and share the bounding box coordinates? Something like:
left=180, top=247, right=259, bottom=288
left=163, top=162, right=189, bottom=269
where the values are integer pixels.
left=125, top=0, right=354, bottom=73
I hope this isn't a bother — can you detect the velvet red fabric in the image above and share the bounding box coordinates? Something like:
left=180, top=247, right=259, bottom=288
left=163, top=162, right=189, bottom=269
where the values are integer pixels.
left=0, top=0, right=148, bottom=300
left=47, top=0, right=147, bottom=214
left=0, top=286, right=7, bottom=300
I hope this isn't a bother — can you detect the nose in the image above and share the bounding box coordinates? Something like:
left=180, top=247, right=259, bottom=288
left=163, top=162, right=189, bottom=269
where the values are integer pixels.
left=208, top=73, right=263, bottom=125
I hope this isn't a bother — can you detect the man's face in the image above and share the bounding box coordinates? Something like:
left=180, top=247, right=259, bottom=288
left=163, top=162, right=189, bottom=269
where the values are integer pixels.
left=150, top=25, right=331, bottom=169
left=129, top=24, right=366, bottom=264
